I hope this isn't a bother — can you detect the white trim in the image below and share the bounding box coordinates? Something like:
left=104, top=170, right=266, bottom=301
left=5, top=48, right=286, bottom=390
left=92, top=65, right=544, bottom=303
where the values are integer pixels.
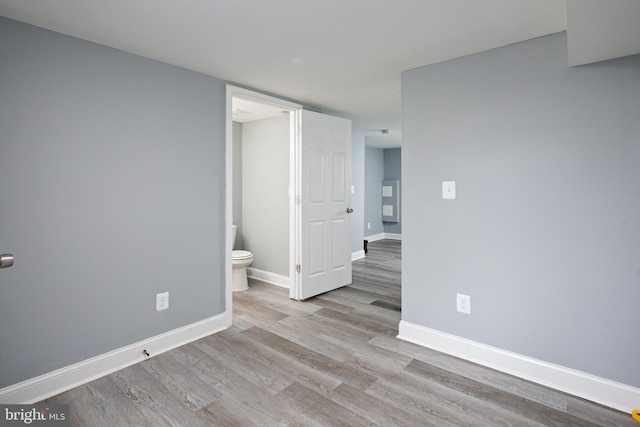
left=383, top=233, right=402, bottom=240
left=225, top=86, right=234, bottom=325
left=365, top=233, right=401, bottom=242
left=0, top=313, right=230, bottom=404
left=397, top=320, right=640, bottom=413
left=352, top=250, right=366, bottom=261
left=290, top=108, right=302, bottom=300
left=364, top=232, right=385, bottom=242
left=230, top=87, right=302, bottom=112
left=247, top=267, right=290, bottom=289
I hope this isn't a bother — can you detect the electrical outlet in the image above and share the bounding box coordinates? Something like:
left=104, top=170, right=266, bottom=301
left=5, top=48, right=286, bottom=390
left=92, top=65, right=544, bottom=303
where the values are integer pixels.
left=367, top=222, right=371, bottom=229
left=456, top=293, right=470, bottom=314
left=156, top=292, right=169, bottom=311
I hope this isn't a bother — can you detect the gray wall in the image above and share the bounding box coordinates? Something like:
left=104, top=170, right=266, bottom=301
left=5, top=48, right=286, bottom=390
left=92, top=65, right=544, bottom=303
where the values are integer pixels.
left=364, top=146, right=384, bottom=237
left=0, top=17, right=226, bottom=388
left=383, top=148, right=402, bottom=235
left=402, top=32, right=640, bottom=387
left=232, top=121, right=244, bottom=249
left=241, top=115, right=290, bottom=277
left=351, top=135, right=365, bottom=254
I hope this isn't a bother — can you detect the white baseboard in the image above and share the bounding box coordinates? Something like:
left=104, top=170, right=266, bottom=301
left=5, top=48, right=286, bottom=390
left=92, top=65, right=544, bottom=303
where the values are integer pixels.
left=364, top=233, right=385, bottom=242
left=0, top=312, right=231, bottom=404
left=365, top=232, right=401, bottom=242
left=247, top=267, right=290, bottom=289
left=397, top=321, right=640, bottom=413
left=352, top=250, right=366, bottom=261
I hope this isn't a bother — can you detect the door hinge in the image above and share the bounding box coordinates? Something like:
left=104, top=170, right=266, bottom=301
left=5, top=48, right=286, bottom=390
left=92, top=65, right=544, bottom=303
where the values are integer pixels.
left=296, top=264, right=301, bottom=273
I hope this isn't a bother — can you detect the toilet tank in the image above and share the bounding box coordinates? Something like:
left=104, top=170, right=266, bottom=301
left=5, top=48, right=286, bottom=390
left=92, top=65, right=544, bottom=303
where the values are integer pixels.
left=231, top=225, right=237, bottom=249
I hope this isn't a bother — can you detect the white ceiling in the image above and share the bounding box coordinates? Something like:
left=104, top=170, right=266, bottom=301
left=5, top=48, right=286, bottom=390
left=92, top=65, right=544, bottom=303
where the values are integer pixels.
left=0, top=1, right=637, bottom=148
left=232, top=98, right=291, bottom=123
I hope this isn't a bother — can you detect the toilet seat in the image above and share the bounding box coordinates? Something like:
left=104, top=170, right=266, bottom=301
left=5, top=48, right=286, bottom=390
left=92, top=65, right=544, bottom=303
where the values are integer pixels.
left=232, top=250, right=253, bottom=260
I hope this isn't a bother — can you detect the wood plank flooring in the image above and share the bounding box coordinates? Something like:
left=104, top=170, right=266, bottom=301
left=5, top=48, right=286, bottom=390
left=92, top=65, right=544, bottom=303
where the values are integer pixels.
left=45, top=240, right=636, bottom=426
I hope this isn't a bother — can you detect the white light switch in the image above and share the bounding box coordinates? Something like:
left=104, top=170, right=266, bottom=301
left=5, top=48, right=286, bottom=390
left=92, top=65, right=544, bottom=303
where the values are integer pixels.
left=443, top=181, right=456, bottom=200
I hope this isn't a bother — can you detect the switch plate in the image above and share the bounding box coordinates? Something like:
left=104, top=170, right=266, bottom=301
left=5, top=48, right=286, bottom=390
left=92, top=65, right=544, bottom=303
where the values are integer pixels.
left=443, top=181, right=456, bottom=199
left=456, top=293, right=470, bottom=314
left=156, top=292, right=169, bottom=311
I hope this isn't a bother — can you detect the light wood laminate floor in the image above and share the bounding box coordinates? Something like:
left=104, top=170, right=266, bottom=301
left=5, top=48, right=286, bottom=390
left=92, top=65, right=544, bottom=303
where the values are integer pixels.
left=46, top=240, right=635, bottom=426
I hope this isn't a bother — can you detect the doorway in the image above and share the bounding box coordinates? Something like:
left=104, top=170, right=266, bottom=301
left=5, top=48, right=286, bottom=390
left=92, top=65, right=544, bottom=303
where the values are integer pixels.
left=226, top=86, right=353, bottom=311
left=225, top=86, right=300, bottom=314
left=358, top=142, right=402, bottom=309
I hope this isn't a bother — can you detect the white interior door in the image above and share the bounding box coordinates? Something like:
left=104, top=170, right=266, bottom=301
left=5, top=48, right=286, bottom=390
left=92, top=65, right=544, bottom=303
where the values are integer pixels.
left=292, top=110, right=352, bottom=300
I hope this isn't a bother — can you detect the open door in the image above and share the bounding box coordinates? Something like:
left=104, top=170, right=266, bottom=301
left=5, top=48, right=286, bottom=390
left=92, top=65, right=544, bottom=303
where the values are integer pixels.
left=291, top=110, right=352, bottom=300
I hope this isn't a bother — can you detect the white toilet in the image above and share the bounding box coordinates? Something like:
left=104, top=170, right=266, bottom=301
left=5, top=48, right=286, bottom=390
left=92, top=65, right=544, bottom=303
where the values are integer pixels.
left=231, top=225, right=253, bottom=291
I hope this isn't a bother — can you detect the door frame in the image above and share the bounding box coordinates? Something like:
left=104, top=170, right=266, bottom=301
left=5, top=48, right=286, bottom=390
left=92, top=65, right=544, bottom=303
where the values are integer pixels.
left=225, top=85, right=302, bottom=313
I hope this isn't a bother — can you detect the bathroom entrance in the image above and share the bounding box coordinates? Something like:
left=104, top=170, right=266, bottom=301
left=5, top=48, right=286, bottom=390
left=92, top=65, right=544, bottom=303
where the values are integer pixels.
left=226, top=86, right=353, bottom=307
